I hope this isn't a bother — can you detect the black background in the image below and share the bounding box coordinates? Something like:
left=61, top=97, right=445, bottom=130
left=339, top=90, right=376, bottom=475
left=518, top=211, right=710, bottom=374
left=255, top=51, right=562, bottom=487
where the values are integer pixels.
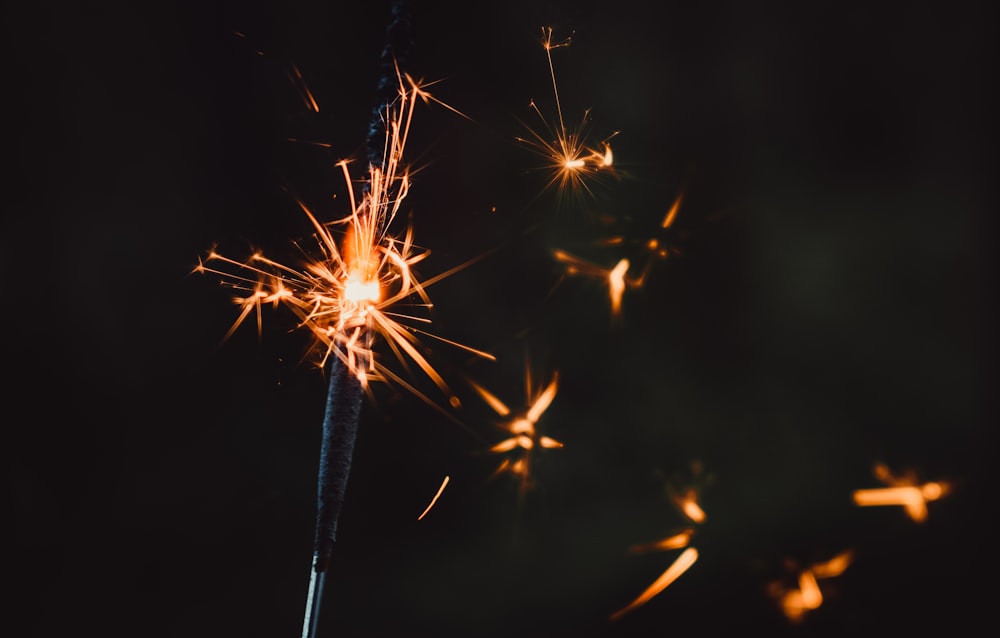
left=5, top=1, right=996, bottom=636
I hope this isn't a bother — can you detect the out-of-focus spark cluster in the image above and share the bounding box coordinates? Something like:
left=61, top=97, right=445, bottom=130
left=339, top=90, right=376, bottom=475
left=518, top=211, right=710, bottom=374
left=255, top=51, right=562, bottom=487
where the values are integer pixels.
left=198, top=68, right=492, bottom=409
left=467, top=365, right=563, bottom=495
left=853, top=462, right=950, bottom=523
left=767, top=550, right=855, bottom=623
left=611, top=469, right=708, bottom=621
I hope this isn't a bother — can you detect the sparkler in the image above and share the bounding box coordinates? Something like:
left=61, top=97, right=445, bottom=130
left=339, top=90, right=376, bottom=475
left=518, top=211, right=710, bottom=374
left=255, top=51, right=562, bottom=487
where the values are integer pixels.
left=198, top=3, right=496, bottom=635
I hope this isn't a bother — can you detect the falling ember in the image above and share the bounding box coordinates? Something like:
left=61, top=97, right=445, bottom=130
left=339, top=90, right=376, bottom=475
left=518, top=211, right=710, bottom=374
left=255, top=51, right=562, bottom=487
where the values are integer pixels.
left=610, top=547, right=699, bottom=621
left=417, top=475, right=450, bottom=521
left=467, top=368, right=562, bottom=494
left=852, top=463, right=950, bottom=523
left=768, top=550, right=854, bottom=623
left=197, top=69, right=493, bottom=410
left=515, top=27, right=619, bottom=203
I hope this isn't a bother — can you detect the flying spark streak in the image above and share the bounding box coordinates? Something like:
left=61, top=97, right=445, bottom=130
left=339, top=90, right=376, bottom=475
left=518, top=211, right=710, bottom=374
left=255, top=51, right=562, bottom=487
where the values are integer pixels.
left=610, top=547, right=699, bottom=621
left=768, top=550, right=854, bottom=623
left=515, top=27, right=618, bottom=204
left=417, top=475, right=450, bottom=521
left=467, top=368, right=562, bottom=494
left=852, top=463, right=950, bottom=523
left=197, top=69, right=493, bottom=410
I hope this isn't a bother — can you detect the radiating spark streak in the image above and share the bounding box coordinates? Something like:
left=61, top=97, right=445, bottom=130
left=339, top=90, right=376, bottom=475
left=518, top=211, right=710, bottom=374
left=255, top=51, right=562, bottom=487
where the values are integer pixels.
left=200, top=71, right=490, bottom=410
left=610, top=547, right=699, bottom=621
left=515, top=27, right=618, bottom=202
left=417, top=475, right=450, bottom=521
left=466, top=378, right=512, bottom=417
left=525, top=375, right=558, bottom=423
left=629, top=529, right=695, bottom=554
left=852, top=463, right=950, bottom=523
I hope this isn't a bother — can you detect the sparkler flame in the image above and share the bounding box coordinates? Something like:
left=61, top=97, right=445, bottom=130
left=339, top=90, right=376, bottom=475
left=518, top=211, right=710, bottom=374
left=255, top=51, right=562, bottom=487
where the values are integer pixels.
left=197, top=68, right=492, bottom=408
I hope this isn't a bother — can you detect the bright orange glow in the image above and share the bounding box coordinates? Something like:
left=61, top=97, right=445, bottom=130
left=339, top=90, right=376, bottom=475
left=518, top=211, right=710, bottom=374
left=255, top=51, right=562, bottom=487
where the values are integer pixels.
left=198, top=69, right=493, bottom=411
left=610, top=547, right=698, bottom=621
left=469, top=368, right=562, bottom=493
left=515, top=27, right=618, bottom=204
left=417, top=475, right=450, bottom=521
left=853, top=463, right=950, bottom=523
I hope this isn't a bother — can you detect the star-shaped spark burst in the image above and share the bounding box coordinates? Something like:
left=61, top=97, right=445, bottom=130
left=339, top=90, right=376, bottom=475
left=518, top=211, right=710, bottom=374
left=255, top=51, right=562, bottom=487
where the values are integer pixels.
left=197, top=67, right=492, bottom=410
left=516, top=27, right=619, bottom=207
left=852, top=462, right=951, bottom=523
left=610, top=467, right=707, bottom=621
left=767, top=549, right=855, bottom=624
left=466, top=366, right=562, bottom=495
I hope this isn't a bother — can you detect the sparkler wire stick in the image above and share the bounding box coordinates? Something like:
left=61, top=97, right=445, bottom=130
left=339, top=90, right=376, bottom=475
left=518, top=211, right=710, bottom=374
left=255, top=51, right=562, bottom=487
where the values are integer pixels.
left=302, top=3, right=414, bottom=636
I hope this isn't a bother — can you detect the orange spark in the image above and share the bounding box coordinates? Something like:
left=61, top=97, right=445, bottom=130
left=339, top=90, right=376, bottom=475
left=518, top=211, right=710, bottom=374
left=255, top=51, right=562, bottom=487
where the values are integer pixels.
left=468, top=368, right=562, bottom=494
left=198, top=69, right=492, bottom=411
left=610, top=547, right=699, bottom=621
left=515, top=27, right=618, bottom=205
left=417, top=475, right=450, bottom=521
left=853, top=463, right=950, bottom=523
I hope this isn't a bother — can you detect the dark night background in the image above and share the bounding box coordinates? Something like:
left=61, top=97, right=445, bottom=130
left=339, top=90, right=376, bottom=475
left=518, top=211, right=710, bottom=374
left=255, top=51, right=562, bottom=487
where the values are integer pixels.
left=4, top=1, right=996, bottom=636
